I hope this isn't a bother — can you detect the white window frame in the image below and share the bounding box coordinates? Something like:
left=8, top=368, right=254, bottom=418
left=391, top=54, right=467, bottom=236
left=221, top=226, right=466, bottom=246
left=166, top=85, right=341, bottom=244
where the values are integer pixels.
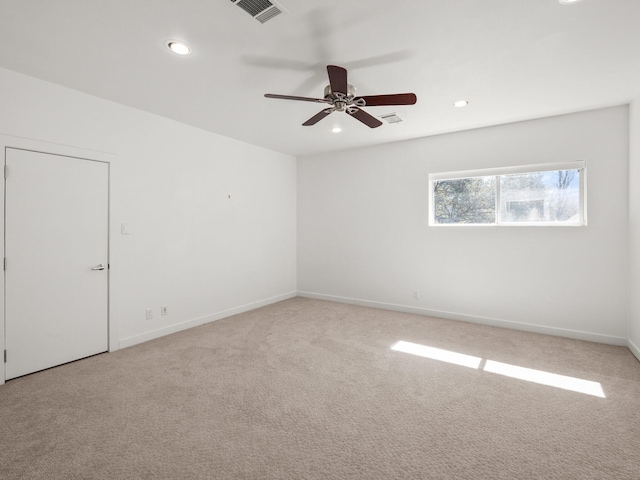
left=428, top=161, right=587, bottom=227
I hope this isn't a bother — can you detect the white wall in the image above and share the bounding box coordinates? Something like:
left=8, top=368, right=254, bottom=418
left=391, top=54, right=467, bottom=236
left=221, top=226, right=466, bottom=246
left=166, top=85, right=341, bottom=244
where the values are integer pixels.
left=298, top=106, right=629, bottom=344
left=0, top=67, right=297, bottom=361
left=1, top=64, right=634, bottom=379
left=629, top=98, right=640, bottom=360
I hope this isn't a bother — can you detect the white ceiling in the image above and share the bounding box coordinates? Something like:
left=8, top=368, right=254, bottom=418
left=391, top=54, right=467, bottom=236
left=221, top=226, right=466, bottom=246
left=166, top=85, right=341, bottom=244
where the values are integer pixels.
left=1, top=0, right=639, bottom=157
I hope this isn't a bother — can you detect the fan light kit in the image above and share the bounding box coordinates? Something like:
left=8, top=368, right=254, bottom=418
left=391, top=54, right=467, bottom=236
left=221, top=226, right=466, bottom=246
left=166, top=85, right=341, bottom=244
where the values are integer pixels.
left=265, top=65, right=417, bottom=128
left=454, top=100, right=469, bottom=108
left=167, top=41, right=191, bottom=55
left=331, top=127, right=342, bottom=133
left=558, top=0, right=583, bottom=4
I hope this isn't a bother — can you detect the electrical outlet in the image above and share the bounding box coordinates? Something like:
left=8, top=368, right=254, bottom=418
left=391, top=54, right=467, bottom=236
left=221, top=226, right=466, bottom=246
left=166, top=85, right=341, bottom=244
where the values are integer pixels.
left=146, top=308, right=153, bottom=320
left=161, top=305, right=168, bottom=316
left=413, top=291, right=420, bottom=300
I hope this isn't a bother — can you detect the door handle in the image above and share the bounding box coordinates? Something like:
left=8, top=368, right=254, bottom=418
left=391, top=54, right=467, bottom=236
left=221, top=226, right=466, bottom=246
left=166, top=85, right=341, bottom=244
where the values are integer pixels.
left=91, top=263, right=106, bottom=271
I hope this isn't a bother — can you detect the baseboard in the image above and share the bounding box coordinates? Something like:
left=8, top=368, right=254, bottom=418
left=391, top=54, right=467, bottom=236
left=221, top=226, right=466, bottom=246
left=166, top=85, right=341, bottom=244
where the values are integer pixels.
left=119, top=291, right=297, bottom=349
left=297, top=291, right=628, bottom=346
left=629, top=339, right=640, bottom=363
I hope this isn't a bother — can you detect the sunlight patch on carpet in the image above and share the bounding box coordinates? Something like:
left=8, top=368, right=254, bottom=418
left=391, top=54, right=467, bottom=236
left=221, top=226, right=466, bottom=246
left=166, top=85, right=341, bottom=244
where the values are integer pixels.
left=391, top=340, right=606, bottom=398
left=391, top=341, right=482, bottom=369
left=483, top=360, right=606, bottom=398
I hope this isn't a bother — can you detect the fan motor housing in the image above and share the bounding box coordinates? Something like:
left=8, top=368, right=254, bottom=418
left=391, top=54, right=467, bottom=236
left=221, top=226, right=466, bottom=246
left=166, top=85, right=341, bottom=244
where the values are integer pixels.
left=324, top=84, right=357, bottom=99
left=324, top=84, right=357, bottom=112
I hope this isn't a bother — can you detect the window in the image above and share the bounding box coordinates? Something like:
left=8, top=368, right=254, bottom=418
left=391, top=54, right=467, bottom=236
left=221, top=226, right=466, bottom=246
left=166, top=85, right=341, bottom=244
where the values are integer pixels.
left=429, top=162, right=586, bottom=226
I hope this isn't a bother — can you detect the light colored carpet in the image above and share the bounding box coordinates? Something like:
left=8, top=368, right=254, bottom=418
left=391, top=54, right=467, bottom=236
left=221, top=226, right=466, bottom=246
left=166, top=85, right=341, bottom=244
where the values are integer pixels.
left=1, top=297, right=639, bottom=479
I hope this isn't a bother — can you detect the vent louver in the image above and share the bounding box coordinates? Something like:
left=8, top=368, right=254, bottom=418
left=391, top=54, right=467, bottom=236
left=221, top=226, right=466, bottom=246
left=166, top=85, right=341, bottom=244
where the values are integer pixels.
left=380, top=113, right=403, bottom=124
left=230, top=0, right=284, bottom=24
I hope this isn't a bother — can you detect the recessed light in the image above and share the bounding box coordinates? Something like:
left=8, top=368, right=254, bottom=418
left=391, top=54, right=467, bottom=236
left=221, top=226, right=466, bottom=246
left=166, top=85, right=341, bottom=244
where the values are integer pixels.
left=166, top=41, right=191, bottom=55
left=558, top=0, right=583, bottom=4
left=454, top=100, right=469, bottom=108
left=332, top=127, right=342, bottom=133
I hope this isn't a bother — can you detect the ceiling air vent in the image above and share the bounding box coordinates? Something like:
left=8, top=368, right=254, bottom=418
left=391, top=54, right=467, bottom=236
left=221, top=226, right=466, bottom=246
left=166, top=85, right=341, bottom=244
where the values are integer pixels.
left=230, top=0, right=284, bottom=24
left=380, top=113, right=403, bottom=124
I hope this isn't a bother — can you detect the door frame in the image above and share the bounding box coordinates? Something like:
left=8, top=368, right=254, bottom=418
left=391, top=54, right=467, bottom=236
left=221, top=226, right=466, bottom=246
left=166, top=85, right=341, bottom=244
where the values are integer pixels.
left=0, top=134, right=119, bottom=385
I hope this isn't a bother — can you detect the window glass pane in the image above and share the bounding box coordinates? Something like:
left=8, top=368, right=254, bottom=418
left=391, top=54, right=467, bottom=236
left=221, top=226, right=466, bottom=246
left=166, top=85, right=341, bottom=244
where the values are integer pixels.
left=433, top=177, right=496, bottom=224
left=500, top=170, right=580, bottom=223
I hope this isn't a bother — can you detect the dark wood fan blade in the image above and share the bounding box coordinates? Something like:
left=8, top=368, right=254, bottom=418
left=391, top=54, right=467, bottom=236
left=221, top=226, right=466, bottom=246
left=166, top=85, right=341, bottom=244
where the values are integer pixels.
left=357, top=93, right=417, bottom=106
left=327, top=65, right=348, bottom=95
left=265, top=94, right=328, bottom=103
left=302, top=108, right=334, bottom=126
left=347, top=107, right=383, bottom=128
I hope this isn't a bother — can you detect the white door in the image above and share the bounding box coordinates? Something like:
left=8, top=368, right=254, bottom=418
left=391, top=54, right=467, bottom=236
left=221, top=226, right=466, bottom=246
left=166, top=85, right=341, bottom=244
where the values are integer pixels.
left=4, top=148, right=109, bottom=380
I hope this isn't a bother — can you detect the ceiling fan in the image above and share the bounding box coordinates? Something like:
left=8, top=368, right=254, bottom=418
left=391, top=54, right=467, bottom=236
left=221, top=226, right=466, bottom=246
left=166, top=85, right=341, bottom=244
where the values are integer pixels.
left=264, top=65, right=417, bottom=128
